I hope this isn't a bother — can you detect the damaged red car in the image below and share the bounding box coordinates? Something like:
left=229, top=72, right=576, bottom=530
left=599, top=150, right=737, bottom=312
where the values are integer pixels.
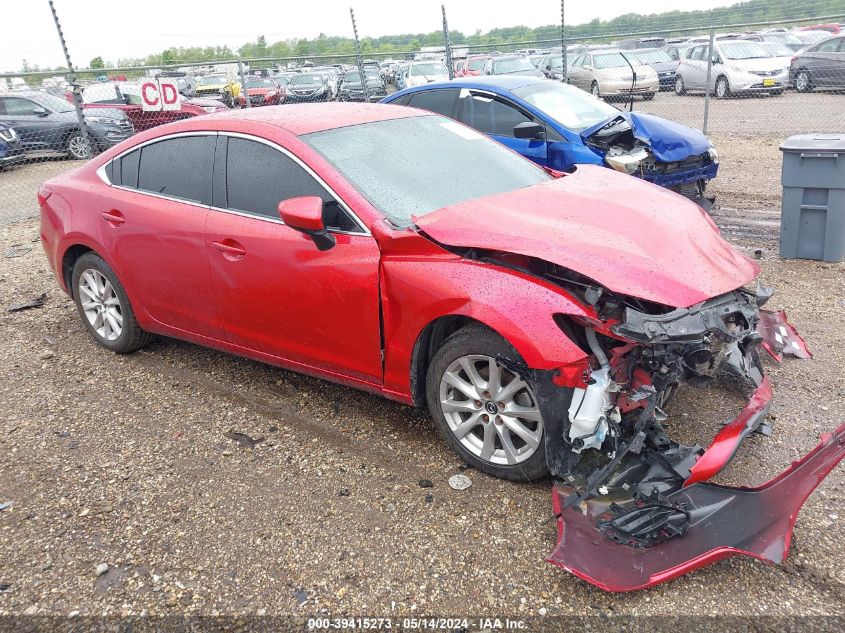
left=38, top=104, right=844, bottom=591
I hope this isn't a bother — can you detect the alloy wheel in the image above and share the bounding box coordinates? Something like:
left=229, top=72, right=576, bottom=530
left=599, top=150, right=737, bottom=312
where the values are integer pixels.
left=795, top=71, right=810, bottom=93
left=438, top=354, right=543, bottom=466
left=67, top=134, right=92, bottom=159
left=674, top=76, right=685, bottom=95
left=78, top=269, right=123, bottom=341
left=715, top=77, right=729, bottom=98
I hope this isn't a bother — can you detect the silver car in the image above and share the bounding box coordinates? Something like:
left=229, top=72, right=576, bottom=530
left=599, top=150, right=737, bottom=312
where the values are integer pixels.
left=566, top=50, right=659, bottom=99
left=674, top=40, right=788, bottom=98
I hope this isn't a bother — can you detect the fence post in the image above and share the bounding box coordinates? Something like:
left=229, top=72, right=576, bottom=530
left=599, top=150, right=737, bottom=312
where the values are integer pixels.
left=560, top=0, right=567, bottom=82
left=350, top=7, right=370, bottom=102
left=442, top=5, right=454, bottom=80
left=703, top=26, right=715, bottom=135
left=48, top=0, right=92, bottom=158
left=237, top=59, right=250, bottom=108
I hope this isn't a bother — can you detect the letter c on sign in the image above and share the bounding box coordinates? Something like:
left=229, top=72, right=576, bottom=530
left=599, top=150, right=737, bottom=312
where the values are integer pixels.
left=141, top=82, right=160, bottom=107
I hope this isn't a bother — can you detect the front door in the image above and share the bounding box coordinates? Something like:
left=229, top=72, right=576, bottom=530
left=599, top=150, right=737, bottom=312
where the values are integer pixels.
left=205, top=135, right=383, bottom=384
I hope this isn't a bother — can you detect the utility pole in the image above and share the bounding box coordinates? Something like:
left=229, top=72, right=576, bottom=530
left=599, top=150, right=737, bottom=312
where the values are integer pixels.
left=350, top=7, right=370, bottom=102
left=48, top=0, right=91, bottom=157
left=442, top=5, right=454, bottom=80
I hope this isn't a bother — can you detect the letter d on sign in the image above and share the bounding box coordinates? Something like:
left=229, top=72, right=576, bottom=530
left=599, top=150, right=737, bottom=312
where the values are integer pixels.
left=160, top=80, right=180, bottom=111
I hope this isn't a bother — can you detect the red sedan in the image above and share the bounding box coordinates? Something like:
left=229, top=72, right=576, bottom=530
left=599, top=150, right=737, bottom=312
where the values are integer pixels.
left=38, top=103, right=844, bottom=591
left=236, top=76, right=286, bottom=107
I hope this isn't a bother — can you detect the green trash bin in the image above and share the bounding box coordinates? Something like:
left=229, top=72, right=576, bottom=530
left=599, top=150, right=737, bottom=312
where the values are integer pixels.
left=779, top=134, right=845, bottom=262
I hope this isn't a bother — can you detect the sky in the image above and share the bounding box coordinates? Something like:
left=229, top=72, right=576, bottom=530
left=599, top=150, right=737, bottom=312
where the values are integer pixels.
left=6, top=0, right=740, bottom=72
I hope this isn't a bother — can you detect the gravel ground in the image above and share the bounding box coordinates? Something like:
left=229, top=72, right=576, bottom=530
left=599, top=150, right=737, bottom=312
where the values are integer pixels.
left=0, top=102, right=844, bottom=625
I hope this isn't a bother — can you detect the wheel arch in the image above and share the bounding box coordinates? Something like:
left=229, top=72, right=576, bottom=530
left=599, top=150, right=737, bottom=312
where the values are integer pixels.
left=60, top=243, right=96, bottom=297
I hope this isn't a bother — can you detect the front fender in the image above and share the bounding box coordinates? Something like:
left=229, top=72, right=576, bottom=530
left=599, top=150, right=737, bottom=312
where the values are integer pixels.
left=381, top=255, right=590, bottom=398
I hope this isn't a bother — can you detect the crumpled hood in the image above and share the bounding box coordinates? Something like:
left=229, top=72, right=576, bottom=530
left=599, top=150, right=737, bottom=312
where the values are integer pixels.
left=414, top=165, right=758, bottom=308
left=581, top=111, right=712, bottom=162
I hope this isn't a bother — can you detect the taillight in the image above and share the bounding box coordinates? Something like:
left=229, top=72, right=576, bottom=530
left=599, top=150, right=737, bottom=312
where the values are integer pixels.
left=37, top=185, right=53, bottom=207
left=790, top=56, right=798, bottom=64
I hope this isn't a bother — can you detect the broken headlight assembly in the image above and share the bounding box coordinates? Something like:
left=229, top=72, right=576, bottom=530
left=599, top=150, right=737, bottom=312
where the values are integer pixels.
left=604, top=147, right=649, bottom=175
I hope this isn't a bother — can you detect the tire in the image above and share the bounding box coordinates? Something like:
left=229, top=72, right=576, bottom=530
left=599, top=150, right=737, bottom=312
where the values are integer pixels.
left=590, top=81, right=600, bottom=98
left=65, top=131, right=92, bottom=160
left=71, top=252, right=153, bottom=354
left=794, top=69, right=812, bottom=93
left=426, top=324, right=549, bottom=481
left=715, top=75, right=730, bottom=99
left=674, top=75, right=686, bottom=95
left=643, top=92, right=655, bottom=100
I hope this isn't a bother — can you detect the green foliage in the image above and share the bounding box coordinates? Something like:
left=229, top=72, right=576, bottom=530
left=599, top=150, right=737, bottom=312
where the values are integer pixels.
left=89, top=56, right=105, bottom=69
left=104, top=0, right=845, bottom=69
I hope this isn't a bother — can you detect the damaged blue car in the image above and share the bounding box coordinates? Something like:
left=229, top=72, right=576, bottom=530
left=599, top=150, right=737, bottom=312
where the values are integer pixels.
left=382, top=76, right=719, bottom=200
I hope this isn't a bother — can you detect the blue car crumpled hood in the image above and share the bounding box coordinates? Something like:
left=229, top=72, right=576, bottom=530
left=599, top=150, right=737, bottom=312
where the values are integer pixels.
left=580, top=111, right=711, bottom=163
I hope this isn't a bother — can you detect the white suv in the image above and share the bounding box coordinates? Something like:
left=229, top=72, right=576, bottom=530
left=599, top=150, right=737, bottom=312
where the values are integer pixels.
left=674, top=39, right=788, bottom=98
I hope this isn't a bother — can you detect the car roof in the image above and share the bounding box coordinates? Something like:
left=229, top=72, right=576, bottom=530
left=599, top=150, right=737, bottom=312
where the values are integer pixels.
left=209, top=102, right=428, bottom=136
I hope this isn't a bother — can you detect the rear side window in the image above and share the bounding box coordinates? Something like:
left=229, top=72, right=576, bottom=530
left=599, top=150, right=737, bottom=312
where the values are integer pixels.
left=135, top=136, right=215, bottom=204
left=223, top=137, right=358, bottom=232
left=406, top=89, right=459, bottom=118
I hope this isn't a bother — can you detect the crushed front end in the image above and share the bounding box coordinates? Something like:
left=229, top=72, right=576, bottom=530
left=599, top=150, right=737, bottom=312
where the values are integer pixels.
left=532, top=270, right=842, bottom=590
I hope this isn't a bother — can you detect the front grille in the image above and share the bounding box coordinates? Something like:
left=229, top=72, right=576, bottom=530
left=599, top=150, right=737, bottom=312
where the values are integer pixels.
left=751, top=70, right=780, bottom=77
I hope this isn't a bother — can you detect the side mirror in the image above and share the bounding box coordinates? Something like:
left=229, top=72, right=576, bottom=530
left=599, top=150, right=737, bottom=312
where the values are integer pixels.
left=33, top=106, right=49, bottom=117
left=278, top=196, right=336, bottom=251
left=712, top=55, right=720, bottom=65
left=513, top=121, right=545, bottom=140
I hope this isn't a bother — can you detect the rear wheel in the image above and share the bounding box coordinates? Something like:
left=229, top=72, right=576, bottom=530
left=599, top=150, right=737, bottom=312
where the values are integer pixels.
left=426, top=325, right=549, bottom=482
left=674, top=75, right=686, bottom=95
left=590, top=81, right=600, bottom=98
left=72, top=253, right=153, bottom=354
left=715, top=75, right=730, bottom=99
left=794, top=69, right=812, bottom=93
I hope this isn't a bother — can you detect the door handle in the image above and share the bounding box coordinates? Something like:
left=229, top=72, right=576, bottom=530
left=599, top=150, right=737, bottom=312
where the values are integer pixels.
left=101, top=209, right=125, bottom=227
left=211, top=239, right=246, bottom=261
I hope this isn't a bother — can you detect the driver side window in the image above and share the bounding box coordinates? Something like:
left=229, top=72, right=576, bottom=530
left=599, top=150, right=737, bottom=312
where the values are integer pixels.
left=459, top=93, right=533, bottom=137
left=221, top=136, right=359, bottom=232
left=0, top=97, right=41, bottom=116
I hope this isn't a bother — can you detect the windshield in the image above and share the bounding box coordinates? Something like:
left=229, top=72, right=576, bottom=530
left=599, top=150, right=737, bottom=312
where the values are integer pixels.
left=303, top=116, right=550, bottom=226
left=493, top=57, right=537, bottom=73
left=719, top=41, right=771, bottom=60
left=245, top=77, right=273, bottom=88
left=410, top=62, right=448, bottom=76
left=632, top=49, right=672, bottom=63
left=593, top=53, right=631, bottom=69
left=290, top=74, right=323, bottom=85
left=36, top=91, right=75, bottom=113
left=758, top=41, right=793, bottom=57
left=199, top=75, right=227, bottom=85
left=512, top=81, right=619, bottom=132
left=468, top=58, right=488, bottom=70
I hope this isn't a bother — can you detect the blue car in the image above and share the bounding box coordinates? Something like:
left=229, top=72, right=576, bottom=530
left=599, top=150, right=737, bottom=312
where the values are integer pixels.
left=382, top=76, right=718, bottom=198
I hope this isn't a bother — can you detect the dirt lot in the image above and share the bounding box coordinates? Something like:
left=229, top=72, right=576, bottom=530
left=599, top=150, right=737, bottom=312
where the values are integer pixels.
left=0, top=96, right=844, bottom=627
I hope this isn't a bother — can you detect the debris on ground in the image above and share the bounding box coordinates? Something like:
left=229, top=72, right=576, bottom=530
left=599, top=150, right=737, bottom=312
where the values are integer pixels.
left=294, top=589, right=308, bottom=606
left=418, top=479, right=433, bottom=488
left=95, top=563, right=108, bottom=577
left=7, top=293, right=47, bottom=312
left=448, top=474, right=472, bottom=491
left=0, top=502, right=11, bottom=511
left=4, top=245, right=32, bottom=258
left=338, top=488, right=350, bottom=497
left=223, top=431, right=265, bottom=449
left=0, top=583, right=11, bottom=592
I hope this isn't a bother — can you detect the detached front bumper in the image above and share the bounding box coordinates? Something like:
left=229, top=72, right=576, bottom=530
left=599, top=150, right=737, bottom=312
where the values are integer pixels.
left=548, top=422, right=845, bottom=591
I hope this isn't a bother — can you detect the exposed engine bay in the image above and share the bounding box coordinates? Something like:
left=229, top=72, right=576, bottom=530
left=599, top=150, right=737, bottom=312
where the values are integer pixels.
left=584, top=115, right=719, bottom=194
left=448, top=246, right=842, bottom=591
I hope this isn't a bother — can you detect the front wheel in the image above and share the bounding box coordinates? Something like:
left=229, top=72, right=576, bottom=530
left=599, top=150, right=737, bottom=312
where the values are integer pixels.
left=715, top=75, right=730, bottom=99
left=72, top=252, right=153, bottom=353
left=66, top=131, right=92, bottom=160
left=426, top=325, right=549, bottom=481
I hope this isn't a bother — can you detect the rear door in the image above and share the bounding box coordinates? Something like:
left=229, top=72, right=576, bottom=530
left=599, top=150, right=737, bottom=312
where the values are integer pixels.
left=812, top=36, right=845, bottom=85
left=456, top=89, right=549, bottom=166
left=685, top=46, right=707, bottom=89
left=404, top=88, right=460, bottom=118
left=205, top=134, right=383, bottom=383
left=99, top=133, right=222, bottom=339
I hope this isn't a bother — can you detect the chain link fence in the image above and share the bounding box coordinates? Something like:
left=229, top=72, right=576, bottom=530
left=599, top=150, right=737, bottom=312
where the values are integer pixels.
left=1, top=4, right=844, bottom=234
